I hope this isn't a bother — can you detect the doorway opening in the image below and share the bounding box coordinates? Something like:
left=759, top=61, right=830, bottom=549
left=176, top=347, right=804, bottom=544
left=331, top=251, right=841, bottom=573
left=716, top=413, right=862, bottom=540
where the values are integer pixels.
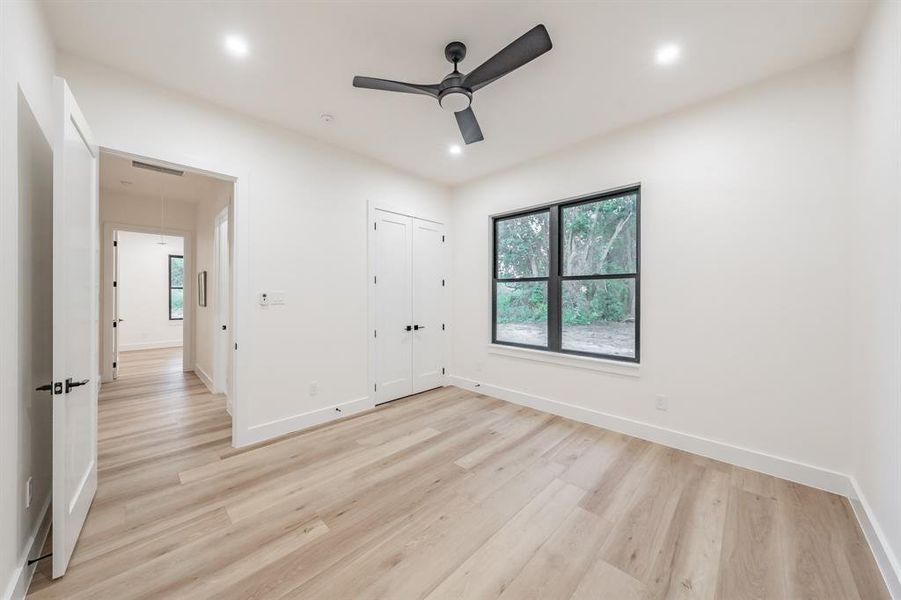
left=98, top=150, right=235, bottom=412
left=111, top=230, right=186, bottom=377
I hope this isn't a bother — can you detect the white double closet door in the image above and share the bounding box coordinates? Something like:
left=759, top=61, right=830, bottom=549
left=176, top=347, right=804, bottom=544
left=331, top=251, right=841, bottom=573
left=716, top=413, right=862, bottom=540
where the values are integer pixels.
left=372, top=209, right=446, bottom=404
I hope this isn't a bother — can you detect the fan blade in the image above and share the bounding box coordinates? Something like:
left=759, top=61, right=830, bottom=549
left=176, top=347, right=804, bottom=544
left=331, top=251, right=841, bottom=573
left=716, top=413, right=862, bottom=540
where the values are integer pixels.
left=455, top=107, right=484, bottom=144
left=352, top=76, right=439, bottom=98
left=463, top=25, right=552, bottom=92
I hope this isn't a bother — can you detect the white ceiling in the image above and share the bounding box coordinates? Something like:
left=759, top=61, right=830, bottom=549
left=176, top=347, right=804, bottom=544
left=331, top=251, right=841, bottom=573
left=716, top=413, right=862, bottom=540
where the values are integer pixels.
left=100, top=152, right=230, bottom=203
left=45, top=1, right=869, bottom=185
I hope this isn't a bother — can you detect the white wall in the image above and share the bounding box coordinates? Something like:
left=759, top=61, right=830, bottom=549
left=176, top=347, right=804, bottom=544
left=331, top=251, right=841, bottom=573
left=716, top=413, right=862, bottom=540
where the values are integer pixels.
left=451, top=57, right=855, bottom=488
left=849, top=0, right=901, bottom=593
left=0, top=2, right=57, bottom=598
left=117, top=231, right=184, bottom=351
left=59, top=56, right=452, bottom=444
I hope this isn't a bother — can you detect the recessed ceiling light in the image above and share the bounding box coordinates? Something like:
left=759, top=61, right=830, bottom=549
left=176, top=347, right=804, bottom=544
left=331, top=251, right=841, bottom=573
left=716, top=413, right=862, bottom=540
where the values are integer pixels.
left=655, top=43, right=681, bottom=66
left=224, top=34, right=249, bottom=58
left=449, top=144, right=462, bottom=156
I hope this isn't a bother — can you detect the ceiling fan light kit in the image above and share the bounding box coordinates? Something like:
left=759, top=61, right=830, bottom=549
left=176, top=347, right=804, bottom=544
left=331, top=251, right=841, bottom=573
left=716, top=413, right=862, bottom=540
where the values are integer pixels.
left=353, top=24, right=552, bottom=145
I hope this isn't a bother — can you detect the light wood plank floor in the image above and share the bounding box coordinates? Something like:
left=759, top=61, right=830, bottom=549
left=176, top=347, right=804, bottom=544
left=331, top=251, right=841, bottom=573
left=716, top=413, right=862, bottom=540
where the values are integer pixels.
left=28, top=347, right=889, bottom=599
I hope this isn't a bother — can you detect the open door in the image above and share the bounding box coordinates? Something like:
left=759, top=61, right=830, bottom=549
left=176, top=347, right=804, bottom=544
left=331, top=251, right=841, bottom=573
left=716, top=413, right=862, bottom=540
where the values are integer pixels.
left=52, top=77, right=99, bottom=578
left=112, top=230, right=120, bottom=380
left=214, top=208, right=230, bottom=394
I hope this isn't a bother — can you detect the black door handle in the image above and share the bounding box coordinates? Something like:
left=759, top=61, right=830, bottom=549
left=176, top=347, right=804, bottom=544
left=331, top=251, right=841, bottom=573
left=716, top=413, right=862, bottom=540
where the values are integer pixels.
left=35, top=383, right=52, bottom=392
left=221, top=325, right=227, bottom=331
left=404, top=325, right=412, bottom=331
left=413, top=325, right=425, bottom=330
left=65, top=378, right=90, bottom=393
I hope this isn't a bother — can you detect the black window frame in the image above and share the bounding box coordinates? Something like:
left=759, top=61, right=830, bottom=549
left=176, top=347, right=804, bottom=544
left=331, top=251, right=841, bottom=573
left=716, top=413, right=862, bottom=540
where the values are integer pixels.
left=492, top=184, right=641, bottom=363
left=168, top=254, right=184, bottom=321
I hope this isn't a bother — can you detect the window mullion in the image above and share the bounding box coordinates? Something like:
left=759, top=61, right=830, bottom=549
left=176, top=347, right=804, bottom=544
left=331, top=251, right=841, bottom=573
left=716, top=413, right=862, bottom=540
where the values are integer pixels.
left=548, top=205, right=561, bottom=352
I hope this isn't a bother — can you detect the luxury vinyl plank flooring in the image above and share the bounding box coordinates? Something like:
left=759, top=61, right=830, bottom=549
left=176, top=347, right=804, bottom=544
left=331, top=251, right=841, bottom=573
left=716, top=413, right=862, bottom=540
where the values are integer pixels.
left=27, top=347, right=889, bottom=599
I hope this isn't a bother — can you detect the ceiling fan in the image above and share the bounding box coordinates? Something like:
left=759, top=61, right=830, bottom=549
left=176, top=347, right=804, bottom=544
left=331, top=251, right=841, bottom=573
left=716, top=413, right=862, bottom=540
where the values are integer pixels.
left=352, top=24, right=552, bottom=145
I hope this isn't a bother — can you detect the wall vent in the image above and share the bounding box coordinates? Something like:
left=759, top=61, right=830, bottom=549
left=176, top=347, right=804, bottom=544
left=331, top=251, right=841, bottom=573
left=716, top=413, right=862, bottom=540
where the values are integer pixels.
left=131, top=160, right=184, bottom=177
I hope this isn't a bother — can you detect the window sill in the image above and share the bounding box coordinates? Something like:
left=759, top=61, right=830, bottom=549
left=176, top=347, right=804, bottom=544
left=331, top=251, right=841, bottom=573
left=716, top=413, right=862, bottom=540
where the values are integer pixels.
left=487, top=344, right=641, bottom=377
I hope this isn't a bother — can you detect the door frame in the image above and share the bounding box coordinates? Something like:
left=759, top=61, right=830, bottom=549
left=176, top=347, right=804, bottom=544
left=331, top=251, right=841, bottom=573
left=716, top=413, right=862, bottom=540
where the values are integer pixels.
left=100, top=223, right=193, bottom=381
left=366, top=200, right=449, bottom=405
left=99, top=146, right=247, bottom=447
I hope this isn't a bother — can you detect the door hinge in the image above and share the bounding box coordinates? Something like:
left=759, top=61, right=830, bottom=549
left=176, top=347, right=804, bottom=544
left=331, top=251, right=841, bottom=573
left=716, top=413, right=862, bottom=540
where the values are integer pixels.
left=374, top=329, right=377, bottom=338
left=113, top=240, right=118, bottom=247
left=441, top=367, right=445, bottom=375
left=442, top=235, right=445, bottom=242
left=234, top=342, right=238, bottom=350
left=442, top=323, right=445, bottom=331
left=374, top=275, right=377, bottom=284
left=113, top=280, right=117, bottom=287
left=442, top=279, right=445, bottom=287
left=374, top=383, right=377, bottom=392
left=113, top=361, right=117, bottom=369
left=374, top=222, right=377, bottom=230
left=112, top=321, right=117, bottom=328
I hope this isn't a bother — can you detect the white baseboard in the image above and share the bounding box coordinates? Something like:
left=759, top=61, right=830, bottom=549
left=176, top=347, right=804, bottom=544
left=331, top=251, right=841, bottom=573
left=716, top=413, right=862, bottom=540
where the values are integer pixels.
left=448, top=376, right=851, bottom=496
left=119, top=340, right=183, bottom=352
left=193, top=364, right=215, bottom=394
left=4, top=495, right=52, bottom=600
left=848, top=477, right=901, bottom=599
left=236, top=395, right=373, bottom=447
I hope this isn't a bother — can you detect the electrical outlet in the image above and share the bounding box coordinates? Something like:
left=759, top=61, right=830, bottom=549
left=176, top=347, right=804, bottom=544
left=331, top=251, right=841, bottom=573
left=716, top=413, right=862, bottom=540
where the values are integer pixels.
left=25, top=477, right=33, bottom=509
left=655, top=395, right=669, bottom=412
left=309, top=381, right=318, bottom=396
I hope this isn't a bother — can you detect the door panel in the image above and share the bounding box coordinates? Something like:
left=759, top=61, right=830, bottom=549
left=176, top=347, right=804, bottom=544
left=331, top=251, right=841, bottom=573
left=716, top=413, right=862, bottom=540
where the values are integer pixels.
left=112, top=230, right=119, bottom=380
left=52, top=78, right=99, bottom=578
left=412, top=219, right=445, bottom=394
left=373, top=210, right=413, bottom=403
left=214, top=209, right=230, bottom=394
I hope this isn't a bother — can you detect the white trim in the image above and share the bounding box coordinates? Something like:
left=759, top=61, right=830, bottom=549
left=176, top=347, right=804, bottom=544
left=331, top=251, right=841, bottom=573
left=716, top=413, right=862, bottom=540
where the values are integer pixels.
left=487, top=343, right=641, bottom=377
left=4, top=496, right=51, bottom=600
left=193, top=363, right=215, bottom=394
left=448, top=375, right=851, bottom=496
left=119, top=341, right=183, bottom=352
left=242, top=396, right=373, bottom=446
left=848, top=477, right=901, bottom=599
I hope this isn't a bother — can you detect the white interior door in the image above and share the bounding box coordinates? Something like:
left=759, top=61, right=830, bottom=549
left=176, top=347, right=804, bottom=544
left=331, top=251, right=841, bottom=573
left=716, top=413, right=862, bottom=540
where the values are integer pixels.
left=112, top=230, right=120, bottom=380
left=52, top=78, right=99, bottom=578
left=372, top=210, right=413, bottom=403
left=214, top=208, right=230, bottom=394
left=411, top=219, right=446, bottom=394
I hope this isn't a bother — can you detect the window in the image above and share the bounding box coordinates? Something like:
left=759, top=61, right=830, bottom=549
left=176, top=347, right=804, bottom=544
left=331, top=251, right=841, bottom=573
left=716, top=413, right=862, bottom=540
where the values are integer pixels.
left=493, top=186, right=640, bottom=362
left=169, top=254, right=184, bottom=320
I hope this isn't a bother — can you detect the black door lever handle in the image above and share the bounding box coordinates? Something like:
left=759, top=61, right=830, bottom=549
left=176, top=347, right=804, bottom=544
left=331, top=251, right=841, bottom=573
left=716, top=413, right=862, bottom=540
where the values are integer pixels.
left=404, top=325, right=412, bottom=331
left=413, top=325, right=425, bottom=330
left=35, top=383, right=52, bottom=392
left=65, top=378, right=90, bottom=393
